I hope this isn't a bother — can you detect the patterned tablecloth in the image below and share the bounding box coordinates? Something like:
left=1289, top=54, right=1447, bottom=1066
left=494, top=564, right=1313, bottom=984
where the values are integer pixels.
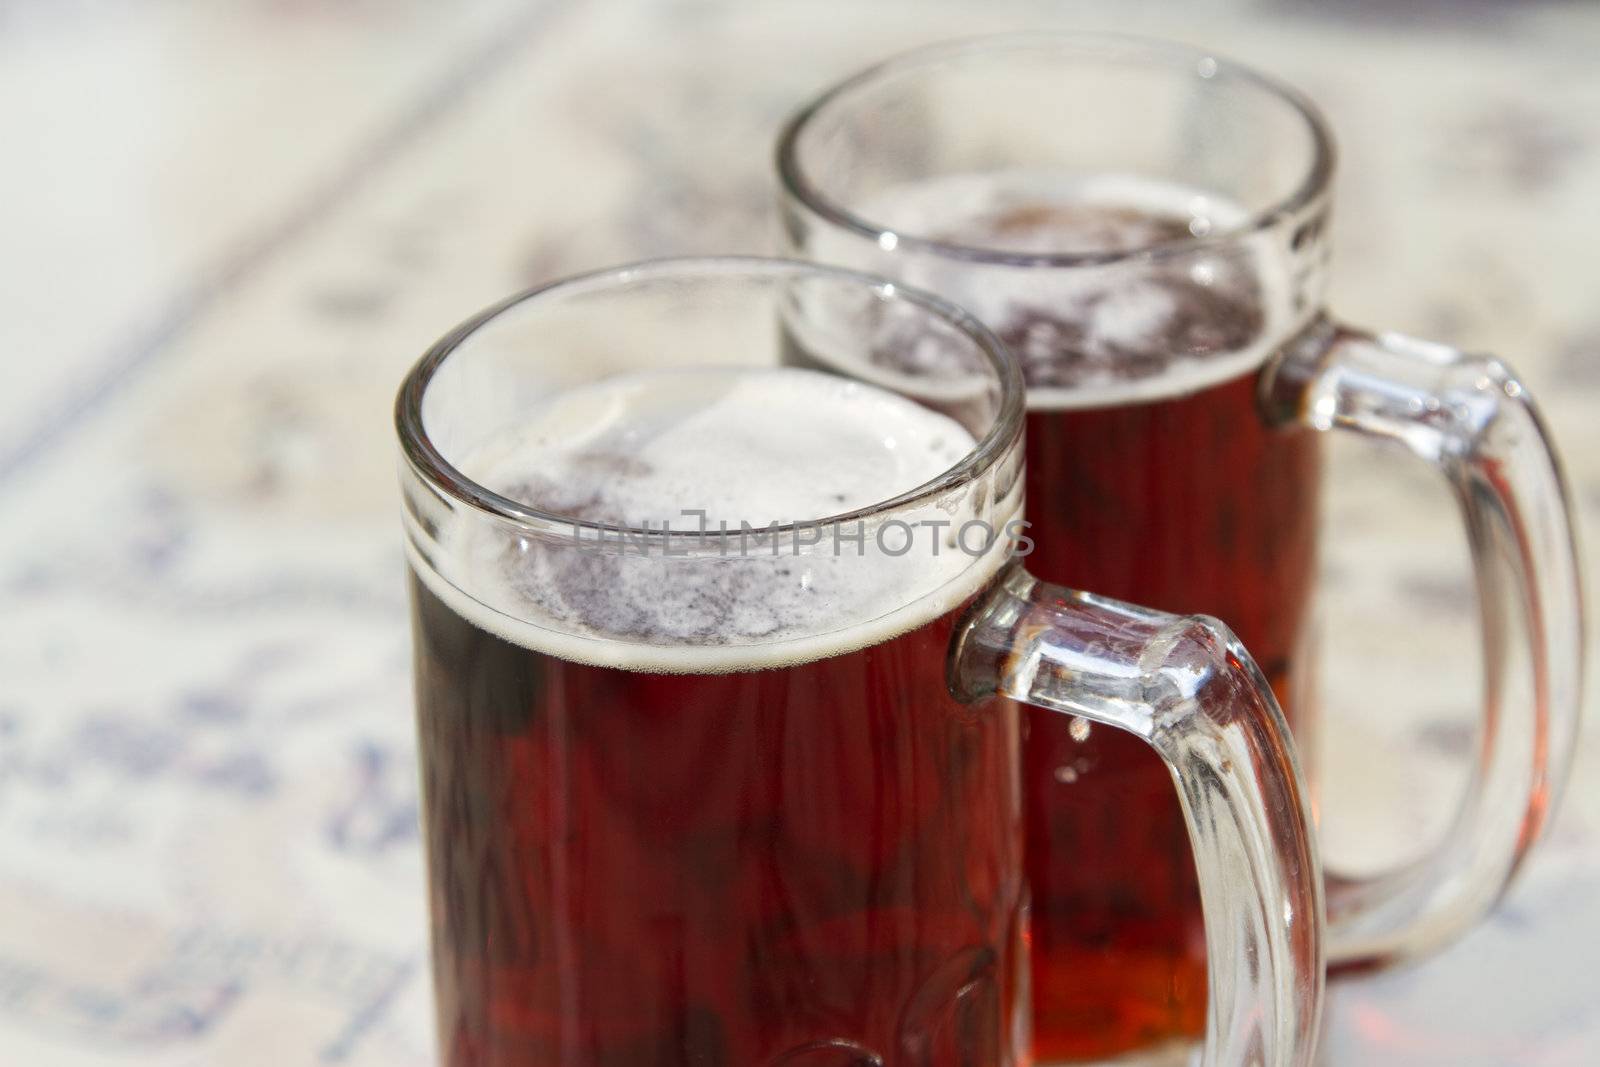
left=2, top=1, right=1596, bottom=1064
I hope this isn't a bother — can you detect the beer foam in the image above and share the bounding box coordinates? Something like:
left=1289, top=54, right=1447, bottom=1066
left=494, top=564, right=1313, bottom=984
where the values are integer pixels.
left=811, top=172, right=1297, bottom=409
left=410, top=366, right=1015, bottom=673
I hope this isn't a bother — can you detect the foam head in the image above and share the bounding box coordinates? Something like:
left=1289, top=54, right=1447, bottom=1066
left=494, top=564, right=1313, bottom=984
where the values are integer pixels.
left=809, top=172, right=1297, bottom=409
left=411, top=366, right=1017, bottom=672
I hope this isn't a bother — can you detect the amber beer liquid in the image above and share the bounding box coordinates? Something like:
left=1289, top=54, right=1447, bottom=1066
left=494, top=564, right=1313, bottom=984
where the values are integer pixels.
left=807, top=174, right=1323, bottom=1060
left=1010, top=190, right=1319, bottom=1061
left=1023, top=379, right=1319, bottom=1058
left=407, top=367, right=1026, bottom=1066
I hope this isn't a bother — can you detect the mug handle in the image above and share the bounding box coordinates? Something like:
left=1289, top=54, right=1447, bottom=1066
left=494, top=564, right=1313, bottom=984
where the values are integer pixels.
left=1262, top=315, right=1585, bottom=969
left=951, top=566, right=1325, bottom=1067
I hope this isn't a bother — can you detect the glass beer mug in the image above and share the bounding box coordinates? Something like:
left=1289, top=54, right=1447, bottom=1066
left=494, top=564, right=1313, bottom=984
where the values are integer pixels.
left=776, top=34, right=1584, bottom=1064
left=396, top=258, right=1325, bottom=1066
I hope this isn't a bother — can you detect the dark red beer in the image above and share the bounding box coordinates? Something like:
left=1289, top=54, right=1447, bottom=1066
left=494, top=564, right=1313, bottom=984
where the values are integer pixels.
left=1022, top=375, right=1320, bottom=1060
left=794, top=179, right=1323, bottom=1059
left=972, top=192, right=1320, bottom=1059
left=409, top=570, right=1023, bottom=1067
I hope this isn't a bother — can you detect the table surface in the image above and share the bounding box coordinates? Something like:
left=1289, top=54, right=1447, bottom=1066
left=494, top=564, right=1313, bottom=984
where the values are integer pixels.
left=2, top=1, right=1597, bottom=1064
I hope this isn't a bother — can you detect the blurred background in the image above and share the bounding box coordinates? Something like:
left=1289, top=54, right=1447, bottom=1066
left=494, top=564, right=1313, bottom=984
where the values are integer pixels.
left=1, top=1, right=1596, bottom=1064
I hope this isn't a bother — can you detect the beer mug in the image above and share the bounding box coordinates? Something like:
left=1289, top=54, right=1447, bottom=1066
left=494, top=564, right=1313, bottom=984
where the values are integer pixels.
left=776, top=34, right=1584, bottom=1063
left=396, top=258, right=1324, bottom=1065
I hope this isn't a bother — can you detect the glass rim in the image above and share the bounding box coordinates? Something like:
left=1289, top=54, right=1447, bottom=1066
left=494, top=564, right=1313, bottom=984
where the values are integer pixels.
left=394, top=255, right=1026, bottom=542
left=774, top=31, right=1339, bottom=269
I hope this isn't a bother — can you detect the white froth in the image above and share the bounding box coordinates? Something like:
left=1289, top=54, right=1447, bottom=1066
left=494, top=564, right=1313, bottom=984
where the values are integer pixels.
left=413, top=366, right=1015, bottom=673
left=810, top=172, right=1297, bottom=409
left=1091, top=283, right=1182, bottom=350
left=466, top=367, right=973, bottom=525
